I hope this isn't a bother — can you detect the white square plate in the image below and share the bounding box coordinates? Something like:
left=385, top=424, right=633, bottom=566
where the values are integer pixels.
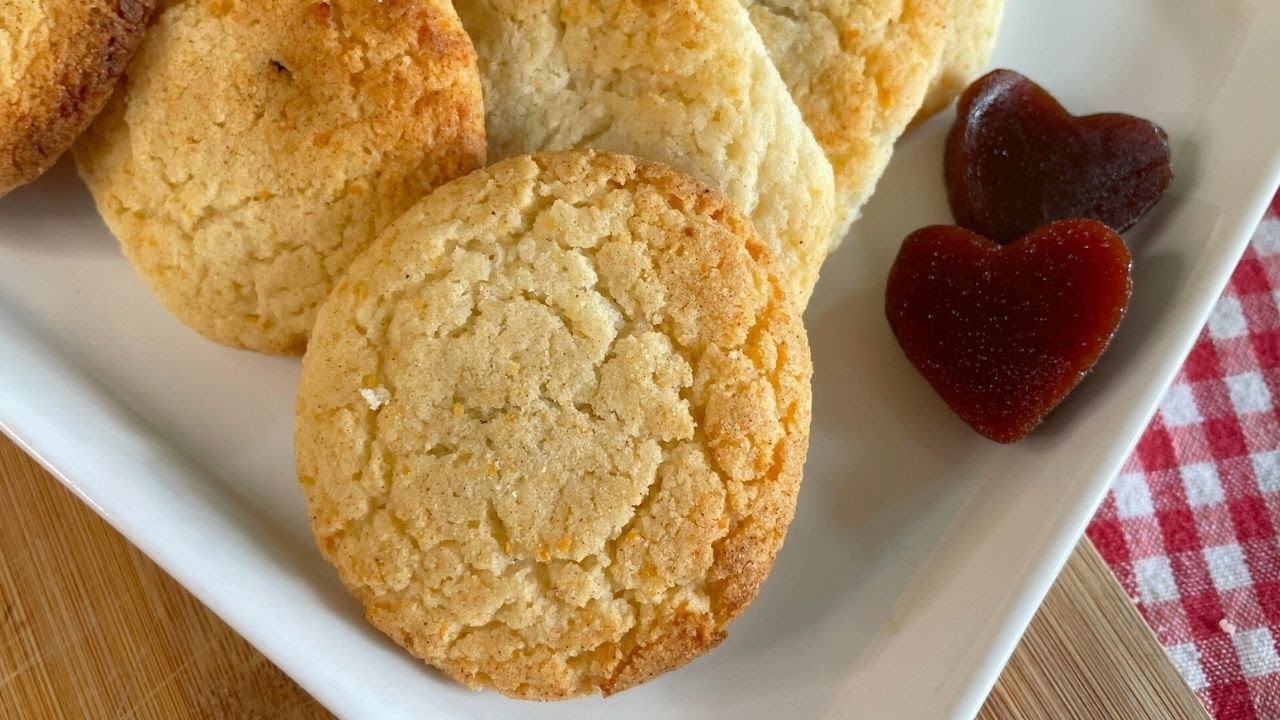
left=3, top=2, right=1279, bottom=718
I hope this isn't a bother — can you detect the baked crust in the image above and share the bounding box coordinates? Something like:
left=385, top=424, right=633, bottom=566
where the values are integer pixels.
left=296, top=151, right=813, bottom=699
left=0, top=0, right=153, bottom=196
left=74, top=0, right=486, bottom=353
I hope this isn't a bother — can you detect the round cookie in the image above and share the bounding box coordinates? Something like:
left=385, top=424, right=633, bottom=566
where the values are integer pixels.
left=0, top=0, right=153, bottom=197
left=74, top=0, right=486, bottom=354
left=455, top=0, right=836, bottom=307
left=914, top=0, right=1005, bottom=122
left=296, top=151, right=813, bottom=699
left=745, top=0, right=952, bottom=243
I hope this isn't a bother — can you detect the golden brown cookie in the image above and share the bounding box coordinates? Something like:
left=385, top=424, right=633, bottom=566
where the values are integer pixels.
left=745, top=0, right=952, bottom=242
left=914, top=0, right=1005, bottom=121
left=74, top=0, right=486, bottom=354
left=0, top=0, right=153, bottom=197
left=455, top=0, right=836, bottom=307
left=296, top=151, right=813, bottom=699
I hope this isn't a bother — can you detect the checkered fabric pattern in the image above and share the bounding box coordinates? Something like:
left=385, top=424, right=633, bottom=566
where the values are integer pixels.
left=1088, top=190, right=1280, bottom=720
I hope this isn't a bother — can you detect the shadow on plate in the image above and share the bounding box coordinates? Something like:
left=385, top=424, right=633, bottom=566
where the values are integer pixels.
left=0, top=158, right=118, bottom=257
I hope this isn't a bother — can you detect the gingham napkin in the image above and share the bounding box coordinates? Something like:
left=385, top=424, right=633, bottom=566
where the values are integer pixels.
left=1088, top=190, right=1280, bottom=720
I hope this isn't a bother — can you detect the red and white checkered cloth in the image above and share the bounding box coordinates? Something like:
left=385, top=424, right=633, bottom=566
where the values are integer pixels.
left=1088, top=190, right=1280, bottom=720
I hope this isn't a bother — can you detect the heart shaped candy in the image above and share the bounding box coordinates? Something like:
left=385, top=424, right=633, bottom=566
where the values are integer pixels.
left=946, top=69, right=1173, bottom=244
left=885, top=219, right=1132, bottom=443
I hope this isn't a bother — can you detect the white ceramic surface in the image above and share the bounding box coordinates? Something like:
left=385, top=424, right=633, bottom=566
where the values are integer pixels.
left=2, top=2, right=1279, bottom=718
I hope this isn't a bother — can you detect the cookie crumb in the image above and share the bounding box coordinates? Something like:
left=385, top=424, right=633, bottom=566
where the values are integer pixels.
left=359, top=386, right=391, bottom=411
left=1220, top=618, right=1237, bottom=635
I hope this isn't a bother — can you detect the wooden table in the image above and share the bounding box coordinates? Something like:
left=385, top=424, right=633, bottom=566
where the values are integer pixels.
left=0, top=437, right=1210, bottom=719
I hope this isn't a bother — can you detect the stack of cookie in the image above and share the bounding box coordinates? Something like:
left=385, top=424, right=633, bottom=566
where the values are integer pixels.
left=3, top=0, right=1000, bottom=700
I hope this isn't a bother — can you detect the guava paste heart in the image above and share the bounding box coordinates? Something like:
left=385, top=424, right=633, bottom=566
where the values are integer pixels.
left=885, top=219, right=1132, bottom=442
left=946, top=69, right=1172, bottom=244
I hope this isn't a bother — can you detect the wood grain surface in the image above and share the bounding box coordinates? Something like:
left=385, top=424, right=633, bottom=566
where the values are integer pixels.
left=0, top=436, right=1208, bottom=719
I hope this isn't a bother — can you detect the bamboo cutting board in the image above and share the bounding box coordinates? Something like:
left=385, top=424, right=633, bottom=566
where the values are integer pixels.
left=0, top=436, right=1208, bottom=719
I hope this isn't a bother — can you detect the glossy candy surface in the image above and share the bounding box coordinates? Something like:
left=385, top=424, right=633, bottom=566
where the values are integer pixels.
left=885, top=219, right=1133, bottom=442
left=945, top=69, right=1173, bottom=244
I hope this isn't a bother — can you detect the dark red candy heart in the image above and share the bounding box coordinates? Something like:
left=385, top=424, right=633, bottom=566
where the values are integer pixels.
left=946, top=69, right=1173, bottom=244
left=885, top=219, right=1132, bottom=443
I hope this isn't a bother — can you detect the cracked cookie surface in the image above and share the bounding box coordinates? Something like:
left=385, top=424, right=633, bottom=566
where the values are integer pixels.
left=74, top=0, right=486, bottom=354
left=745, top=0, right=951, bottom=243
left=456, top=0, right=835, bottom=307
left=295, top=151, right=812, bottom=699
left=0, top=0, right=153, bottom=196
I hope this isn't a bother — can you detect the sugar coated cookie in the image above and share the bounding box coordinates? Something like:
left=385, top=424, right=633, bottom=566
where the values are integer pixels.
left=296, top=151, right=813, bottom=699
left=74, top=0, right=486, bottom=353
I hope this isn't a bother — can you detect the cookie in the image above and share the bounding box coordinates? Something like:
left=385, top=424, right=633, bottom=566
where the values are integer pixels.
left=455, top=0, right=836, bottom=306
left=745, top=0, right=951, bottom=243
left=915, top=0, right=1005, bottom=121
left=74, top=0, right=486, bottom=354
left=0, top=0, right=153, bottom=197
left=296, top=151, right=813, bottom=699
